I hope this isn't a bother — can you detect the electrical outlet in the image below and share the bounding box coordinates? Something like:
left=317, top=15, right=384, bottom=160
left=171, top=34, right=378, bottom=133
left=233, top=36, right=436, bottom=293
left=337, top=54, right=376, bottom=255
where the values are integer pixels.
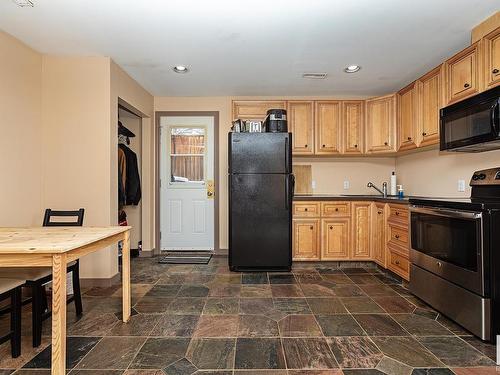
left=311, top=180, right=316, bottom=190
left=458, top=179, right=466, bottom=192
left=343, top=180, right=350, bottom=190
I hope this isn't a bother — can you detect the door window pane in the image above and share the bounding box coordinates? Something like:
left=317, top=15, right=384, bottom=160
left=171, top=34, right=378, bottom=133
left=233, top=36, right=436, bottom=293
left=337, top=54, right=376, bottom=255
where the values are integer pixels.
left=170, top=127, right=205, bottom=183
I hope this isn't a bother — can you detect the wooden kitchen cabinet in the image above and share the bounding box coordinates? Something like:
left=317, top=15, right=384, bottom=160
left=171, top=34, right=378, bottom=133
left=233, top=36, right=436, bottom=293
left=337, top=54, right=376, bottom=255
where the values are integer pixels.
left=293, top=219, right=320, bottom=260
left=321, top=201, right=350, bottom=217
left=365, top=94, right=396, bottom=153
left=372, top=203, right=387, bottom=267
left=417, top=65, right=443, bottom=147
left=315, top=101, right=341, bottom=154
left=482, top=26, right=500, bottom=90
left=342, top=100, right=364, bottom=154
left=232, top=100, right=286, bottom=121
left=397, top=82, right=418, bottom=151
left=445, top=42, right=481, bottom=105
left=387, top=246, right=410, bottom=280
left=293, top=202, right=321, bottom=218
left=351, top=202, right=372, bottom=259
left=288, top=101, right=315, bottom=155
left=321, top=218, right=350, bottom=260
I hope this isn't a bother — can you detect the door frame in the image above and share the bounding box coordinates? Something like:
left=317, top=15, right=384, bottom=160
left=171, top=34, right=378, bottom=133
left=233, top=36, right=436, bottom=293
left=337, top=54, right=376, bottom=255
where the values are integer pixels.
left=155, top=111, right=220, bottom=254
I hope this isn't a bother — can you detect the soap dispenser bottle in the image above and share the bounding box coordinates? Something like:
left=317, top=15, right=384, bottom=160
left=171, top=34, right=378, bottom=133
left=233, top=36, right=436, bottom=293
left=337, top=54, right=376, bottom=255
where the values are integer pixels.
left=390, top=171, right=397, bottom=196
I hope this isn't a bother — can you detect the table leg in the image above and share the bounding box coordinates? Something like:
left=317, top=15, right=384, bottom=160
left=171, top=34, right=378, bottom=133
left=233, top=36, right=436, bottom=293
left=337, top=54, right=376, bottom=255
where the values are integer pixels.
left=122, top=230, right=131, bottom=323
left=51, top=253, right=67, bottom=375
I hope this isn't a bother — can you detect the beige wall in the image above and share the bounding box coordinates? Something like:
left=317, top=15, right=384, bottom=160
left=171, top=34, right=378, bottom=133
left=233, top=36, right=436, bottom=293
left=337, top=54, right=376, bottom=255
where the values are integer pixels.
left=41, top=56, right=114, bottom=279
left=396, top=147, right=500, bottom=197
left=0, top=31, right=42, bottom=226
left=154, top=96, right=395, bottom=249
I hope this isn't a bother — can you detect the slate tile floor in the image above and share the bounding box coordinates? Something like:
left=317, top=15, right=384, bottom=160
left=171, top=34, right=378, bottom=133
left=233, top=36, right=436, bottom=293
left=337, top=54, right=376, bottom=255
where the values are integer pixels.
left=0, top=256, right=498, bottom=375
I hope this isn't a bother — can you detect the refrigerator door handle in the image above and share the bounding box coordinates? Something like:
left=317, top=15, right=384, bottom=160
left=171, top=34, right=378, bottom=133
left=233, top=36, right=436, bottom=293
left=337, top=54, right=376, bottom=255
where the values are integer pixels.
left=285, top=175, right=289, bottom=210
left=285, top=136, right=289, bottom=174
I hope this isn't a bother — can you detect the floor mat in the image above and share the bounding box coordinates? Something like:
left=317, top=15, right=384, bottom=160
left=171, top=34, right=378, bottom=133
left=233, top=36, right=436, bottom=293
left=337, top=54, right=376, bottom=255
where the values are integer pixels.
left=158, top=252, right=213, bottom=264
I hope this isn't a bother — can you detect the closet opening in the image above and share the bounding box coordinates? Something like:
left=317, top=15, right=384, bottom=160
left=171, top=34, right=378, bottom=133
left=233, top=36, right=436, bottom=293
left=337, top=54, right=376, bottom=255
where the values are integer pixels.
left=118, top=104, right=143, bottom=258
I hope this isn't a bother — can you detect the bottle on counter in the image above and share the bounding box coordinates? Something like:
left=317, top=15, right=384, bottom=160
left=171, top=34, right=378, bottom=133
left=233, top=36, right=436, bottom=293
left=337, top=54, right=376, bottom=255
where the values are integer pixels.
left=390, top=171, right=397, bottom=196
left=397, top=185, right=404, bottom=199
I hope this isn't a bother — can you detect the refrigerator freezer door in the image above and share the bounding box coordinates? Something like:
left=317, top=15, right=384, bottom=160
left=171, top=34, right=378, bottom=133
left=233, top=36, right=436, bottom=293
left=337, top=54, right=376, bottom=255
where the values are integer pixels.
left=229, top=173, right=292, bottom=270
left=228, top=132, right=292, bottom=174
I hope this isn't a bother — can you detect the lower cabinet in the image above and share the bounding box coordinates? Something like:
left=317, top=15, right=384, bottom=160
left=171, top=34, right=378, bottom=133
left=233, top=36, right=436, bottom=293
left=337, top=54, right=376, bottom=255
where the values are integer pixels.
left=321, top=218, right=350, bottom=260
left=292, top=219, right=320, bottom=260
left=293, top=200, right=410, bottom=281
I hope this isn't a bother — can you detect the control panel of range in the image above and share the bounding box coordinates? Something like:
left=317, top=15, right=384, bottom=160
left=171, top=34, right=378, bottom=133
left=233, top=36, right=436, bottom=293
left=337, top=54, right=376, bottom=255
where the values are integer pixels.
left=470, top=167, right=500, bottom=185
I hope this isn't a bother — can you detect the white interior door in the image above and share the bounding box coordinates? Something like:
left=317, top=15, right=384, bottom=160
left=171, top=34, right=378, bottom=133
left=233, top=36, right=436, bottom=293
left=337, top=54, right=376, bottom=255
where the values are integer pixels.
left=160, top=116, right=214, bottom=250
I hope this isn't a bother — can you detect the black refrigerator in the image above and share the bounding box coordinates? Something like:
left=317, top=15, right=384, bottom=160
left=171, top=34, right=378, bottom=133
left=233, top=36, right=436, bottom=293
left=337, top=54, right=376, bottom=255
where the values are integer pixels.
left=228, top=132, right=294, bottom=272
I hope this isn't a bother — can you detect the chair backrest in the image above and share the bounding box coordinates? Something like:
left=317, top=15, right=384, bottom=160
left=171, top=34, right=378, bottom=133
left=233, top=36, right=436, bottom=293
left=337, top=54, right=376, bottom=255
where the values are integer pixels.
left=43, top=209, right=85, bottom=227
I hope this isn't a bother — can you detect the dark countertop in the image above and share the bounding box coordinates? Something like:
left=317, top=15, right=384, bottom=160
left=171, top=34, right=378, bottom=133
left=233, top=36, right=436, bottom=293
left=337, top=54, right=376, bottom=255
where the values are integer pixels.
left=293, top=194, right=411, bottom=204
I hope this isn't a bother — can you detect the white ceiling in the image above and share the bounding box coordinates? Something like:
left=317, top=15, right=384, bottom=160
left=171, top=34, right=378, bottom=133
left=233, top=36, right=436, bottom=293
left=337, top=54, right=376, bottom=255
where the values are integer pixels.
left=0, top=0, right=498, bottom=96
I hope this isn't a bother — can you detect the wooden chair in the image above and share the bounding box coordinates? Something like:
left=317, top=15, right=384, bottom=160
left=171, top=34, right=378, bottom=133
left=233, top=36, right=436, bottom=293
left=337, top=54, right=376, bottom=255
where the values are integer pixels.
left=0, top=208, right=85, bottom=347
left=0, top=279, right=23, bottom=357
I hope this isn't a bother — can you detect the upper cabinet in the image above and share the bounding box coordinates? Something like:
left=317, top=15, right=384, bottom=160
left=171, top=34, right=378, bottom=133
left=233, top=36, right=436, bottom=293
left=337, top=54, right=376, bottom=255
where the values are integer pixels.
left=288, top=101, right=315, bottom=155
left=397, top=82, right=418, bottom=151
left=232, top=100, right=286, bottom=121
left=417, top=65, right=443, bottom=147
left=365, top=94, right=396, bottom=153
left=342, top=101, right=364, bottom=154
left=444, top=42, right=481, bottom=105
left=315, top=101, right=341, bottom=155
left=483, top=27, right=500, bottom=90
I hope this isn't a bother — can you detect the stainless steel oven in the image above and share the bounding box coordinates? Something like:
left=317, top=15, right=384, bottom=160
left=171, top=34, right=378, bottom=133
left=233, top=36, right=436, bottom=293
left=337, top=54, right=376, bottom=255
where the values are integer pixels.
left=410, top=206, right=485, bottom=295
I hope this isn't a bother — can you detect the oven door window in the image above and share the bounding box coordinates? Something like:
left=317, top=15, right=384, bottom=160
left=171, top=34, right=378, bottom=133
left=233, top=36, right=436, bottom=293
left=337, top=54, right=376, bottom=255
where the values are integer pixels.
left=411, top=212, right=481, bottom=272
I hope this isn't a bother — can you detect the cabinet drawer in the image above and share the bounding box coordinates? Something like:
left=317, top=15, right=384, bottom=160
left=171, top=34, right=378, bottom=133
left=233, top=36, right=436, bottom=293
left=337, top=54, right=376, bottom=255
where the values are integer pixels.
left=293, top=202, right=320, bottom=217
left=388, top=225, right=409, bottom=248
left=388, top=205, right=409, bottom=224
left=387, top=247, right=410, bottom=280
left=321, top=202, right=351, bottom=217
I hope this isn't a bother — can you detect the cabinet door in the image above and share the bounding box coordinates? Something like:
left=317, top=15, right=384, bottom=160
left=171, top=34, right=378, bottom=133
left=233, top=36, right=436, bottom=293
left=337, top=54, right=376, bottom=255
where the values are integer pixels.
left=293, top=219, right=320, bottom=260
left=365, top=94, right=396, bottom=153
left=351, top=202, right=371, bottom=259
left=288, top=101, right=314, bottom=155
left=418, top=65, right=443, bottom=147
left=342, top=101, right=364, bottom=154
left=397, top=82, right=418, bottom=151
left=483, top=27, right=500, bottom=90
left=232, top=100, right=286, bottom=121
left=315, top=101, right=341, bottom=154
left=321, top=218, right=350, bottom=260
left=372, top=204, right=386, bottom=267
left=445, top=42, right=480, bottom=105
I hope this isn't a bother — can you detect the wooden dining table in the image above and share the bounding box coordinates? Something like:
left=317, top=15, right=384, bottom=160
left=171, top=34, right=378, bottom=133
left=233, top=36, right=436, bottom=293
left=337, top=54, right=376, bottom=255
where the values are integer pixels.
left=0, top=226, right=132, bottom=375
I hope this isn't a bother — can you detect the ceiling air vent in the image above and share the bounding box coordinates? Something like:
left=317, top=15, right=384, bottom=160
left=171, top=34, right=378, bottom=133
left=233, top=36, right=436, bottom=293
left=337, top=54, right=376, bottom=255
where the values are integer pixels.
left=12, top=0, right=34, bottom=6
left=302, top=73, right=328, bottom=79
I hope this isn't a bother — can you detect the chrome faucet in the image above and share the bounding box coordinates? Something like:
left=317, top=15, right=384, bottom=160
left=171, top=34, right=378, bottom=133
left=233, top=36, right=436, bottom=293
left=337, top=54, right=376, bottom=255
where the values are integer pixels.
left=367, top=181, right=388, bottom=198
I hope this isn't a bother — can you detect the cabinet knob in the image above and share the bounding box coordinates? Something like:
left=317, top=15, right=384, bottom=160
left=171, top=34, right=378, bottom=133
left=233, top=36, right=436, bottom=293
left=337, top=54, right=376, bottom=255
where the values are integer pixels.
left=407, top=137, right=412, bottom=141
left=384, top=142, right=388, bottom=146
left=395, top=234, right=400, bottom=239
left=378, top=211, right=382, bottom=215
left=464, top=83, right=470, bottom=88
left=322, top=144, right=326, bottom=148
left=492, top=68, right=499, bottom=74
left=335, top=208, right=339, bottom=212
left=310, top=226, right=314, bottom=230
left=329, top=226, right=333, bottom=230
left=354, top=144, right=358, bottom=148
left=422, top=132, right=427, bottom=136
left=304, top=208, right=308, bottom=211
left=395, top=260, right=400, bottom=265
left=305, top=144, right=308, bottom=148
left=395, top=211, right=400, bottom=216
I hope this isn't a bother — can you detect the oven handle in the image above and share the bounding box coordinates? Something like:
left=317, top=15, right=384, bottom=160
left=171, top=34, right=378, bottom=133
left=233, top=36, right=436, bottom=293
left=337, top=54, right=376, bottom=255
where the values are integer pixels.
left=410, top=205, right=482, bottom=220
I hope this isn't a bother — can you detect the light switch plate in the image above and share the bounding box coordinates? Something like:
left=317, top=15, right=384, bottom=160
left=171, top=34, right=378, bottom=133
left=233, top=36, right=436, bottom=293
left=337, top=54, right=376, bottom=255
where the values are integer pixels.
left=312, top=180, right=316, bottom=190
left=343, top=180, right=350, bottom=190
left=458, top=179, right=466, bottom=192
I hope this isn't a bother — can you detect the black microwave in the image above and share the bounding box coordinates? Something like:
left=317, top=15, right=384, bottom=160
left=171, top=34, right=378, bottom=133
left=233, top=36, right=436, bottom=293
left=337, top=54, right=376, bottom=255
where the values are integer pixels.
left=440, top=85, right=500, bottom=152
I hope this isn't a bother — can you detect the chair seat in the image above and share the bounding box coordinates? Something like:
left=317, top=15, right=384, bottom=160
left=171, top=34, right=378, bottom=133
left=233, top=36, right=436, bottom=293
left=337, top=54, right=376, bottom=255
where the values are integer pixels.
left=0, top=278, right=25, bottom=295
left=0, top=261, right=77, bottom=282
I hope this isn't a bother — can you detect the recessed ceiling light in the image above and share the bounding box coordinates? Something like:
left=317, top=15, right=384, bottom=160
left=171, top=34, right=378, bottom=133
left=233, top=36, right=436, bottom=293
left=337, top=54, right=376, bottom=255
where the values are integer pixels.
left=344, top=65, right=361, bottom=73
left=12, top=0, right=34, bottom=6
left=173, top=65, right=189, bottom=73
left=302, top=73, right=328, bottom=79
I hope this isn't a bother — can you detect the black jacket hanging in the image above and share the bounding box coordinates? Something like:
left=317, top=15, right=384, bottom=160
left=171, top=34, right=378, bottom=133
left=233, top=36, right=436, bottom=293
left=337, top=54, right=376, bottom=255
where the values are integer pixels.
left=119, top=143, right=141, bottom=205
